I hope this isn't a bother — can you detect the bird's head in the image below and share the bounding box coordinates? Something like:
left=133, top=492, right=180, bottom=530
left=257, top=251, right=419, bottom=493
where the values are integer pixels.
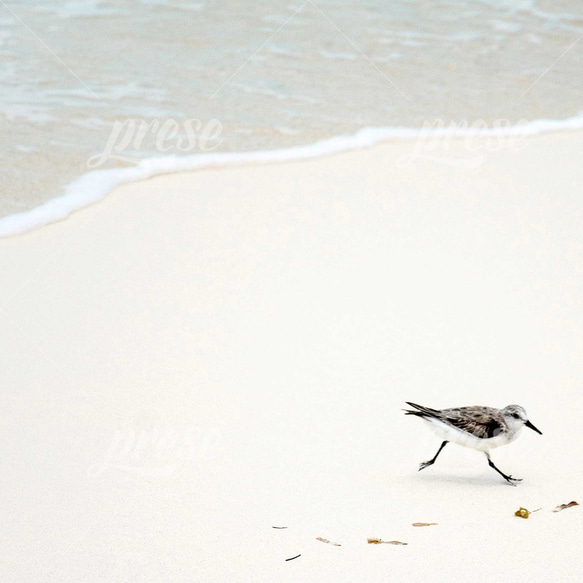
left=502, top=404, right=542, bottom=435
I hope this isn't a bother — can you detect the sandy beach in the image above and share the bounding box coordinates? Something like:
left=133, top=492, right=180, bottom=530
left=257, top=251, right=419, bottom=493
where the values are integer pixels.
left=1, top=132, right=582, bottom=581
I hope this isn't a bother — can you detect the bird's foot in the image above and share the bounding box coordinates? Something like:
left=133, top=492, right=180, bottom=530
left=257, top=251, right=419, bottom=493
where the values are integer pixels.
left=418, top=460, right=434, bottom=472
left=504, top=475, right=522, bottom=486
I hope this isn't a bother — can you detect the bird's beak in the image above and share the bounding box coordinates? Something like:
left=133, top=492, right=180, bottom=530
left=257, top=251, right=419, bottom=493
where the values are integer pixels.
left=525, top=419, right=542, bottom=435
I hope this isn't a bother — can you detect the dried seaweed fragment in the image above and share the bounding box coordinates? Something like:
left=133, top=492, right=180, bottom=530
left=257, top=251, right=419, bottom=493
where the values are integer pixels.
left=285, top=554, right=301, bottom=561
left=367, top=538, right=408, bottom=545
left=316, top=537, right=341, bottom=546
left=412, top=522, right=438, bottom=527
left=272, top=526, right=288, bottom=529
left=515, top=507, right=530, bottom=519
left=553, top=501, right=579, bottom=513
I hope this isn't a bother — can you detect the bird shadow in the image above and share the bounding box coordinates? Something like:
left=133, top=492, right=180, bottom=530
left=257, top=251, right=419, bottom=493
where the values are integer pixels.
left=407, top=471, right=515, bottom=488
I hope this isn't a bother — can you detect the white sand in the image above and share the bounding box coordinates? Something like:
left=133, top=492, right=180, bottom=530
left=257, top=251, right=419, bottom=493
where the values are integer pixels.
left=1, top=133, right=582, bottom=581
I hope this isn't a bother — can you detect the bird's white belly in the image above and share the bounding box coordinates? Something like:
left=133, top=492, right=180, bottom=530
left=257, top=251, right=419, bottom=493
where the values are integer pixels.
left=423, top=418, right=520, bottom=451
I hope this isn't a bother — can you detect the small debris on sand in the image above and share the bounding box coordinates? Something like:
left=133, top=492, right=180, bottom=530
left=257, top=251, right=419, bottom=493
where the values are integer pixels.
left=553, top=501, right=579, bottom=513
left=412, top=523, right=438, bottom=527
left=367, top=538, right=408, bottom=545
left=316, top=537, right=341, bottom=546
left=285, top=554, right=301, bottom=561
left=515, top=507, right=530, bottom=519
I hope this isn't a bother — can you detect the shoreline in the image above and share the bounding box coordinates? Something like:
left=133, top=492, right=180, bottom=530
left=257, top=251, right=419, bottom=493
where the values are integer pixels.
left=2, top=112, right=583, bottom=238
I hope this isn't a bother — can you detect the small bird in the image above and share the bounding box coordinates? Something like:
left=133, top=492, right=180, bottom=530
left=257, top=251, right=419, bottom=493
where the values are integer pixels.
left=404, top=402, right=542, bottom=485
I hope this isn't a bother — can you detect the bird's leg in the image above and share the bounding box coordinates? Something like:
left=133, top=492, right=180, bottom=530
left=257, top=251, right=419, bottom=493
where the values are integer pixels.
left=485, top=452, right=522, bottom=486
left=419, top=441, right=448, bottom=471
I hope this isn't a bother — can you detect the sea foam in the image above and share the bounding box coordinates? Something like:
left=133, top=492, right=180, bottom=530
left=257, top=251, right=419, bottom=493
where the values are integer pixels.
left=2, top=114, right=583, bottom=238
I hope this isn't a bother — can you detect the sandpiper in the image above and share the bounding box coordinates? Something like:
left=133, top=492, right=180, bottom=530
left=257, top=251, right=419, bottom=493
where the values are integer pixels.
left=404, top=402, right=542, bottom=485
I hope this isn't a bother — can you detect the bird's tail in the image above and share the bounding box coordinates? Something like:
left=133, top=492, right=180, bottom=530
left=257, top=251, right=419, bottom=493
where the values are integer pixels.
left=403, top=401, right=441, bottom=418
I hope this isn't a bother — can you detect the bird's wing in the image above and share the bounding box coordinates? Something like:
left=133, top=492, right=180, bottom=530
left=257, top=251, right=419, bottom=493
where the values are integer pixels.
left=440, top=407, right=505, bottom=439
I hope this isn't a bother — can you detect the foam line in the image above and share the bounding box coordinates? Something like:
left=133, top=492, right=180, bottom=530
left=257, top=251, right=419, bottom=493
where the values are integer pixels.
left=2, top=114, right=583, bottom=237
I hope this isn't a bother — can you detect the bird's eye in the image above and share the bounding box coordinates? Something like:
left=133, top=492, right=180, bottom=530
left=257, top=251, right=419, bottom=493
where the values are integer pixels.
left=511, top=413, right=519, bottom=419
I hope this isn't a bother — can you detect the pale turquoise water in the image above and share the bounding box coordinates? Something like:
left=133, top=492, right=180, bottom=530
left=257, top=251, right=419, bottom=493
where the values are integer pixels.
left=1, top=0, right=582, bottom=217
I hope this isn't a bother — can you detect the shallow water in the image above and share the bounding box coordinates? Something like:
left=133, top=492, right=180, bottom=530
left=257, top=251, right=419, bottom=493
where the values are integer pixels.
left=1, top=0, right=582, bottom=219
